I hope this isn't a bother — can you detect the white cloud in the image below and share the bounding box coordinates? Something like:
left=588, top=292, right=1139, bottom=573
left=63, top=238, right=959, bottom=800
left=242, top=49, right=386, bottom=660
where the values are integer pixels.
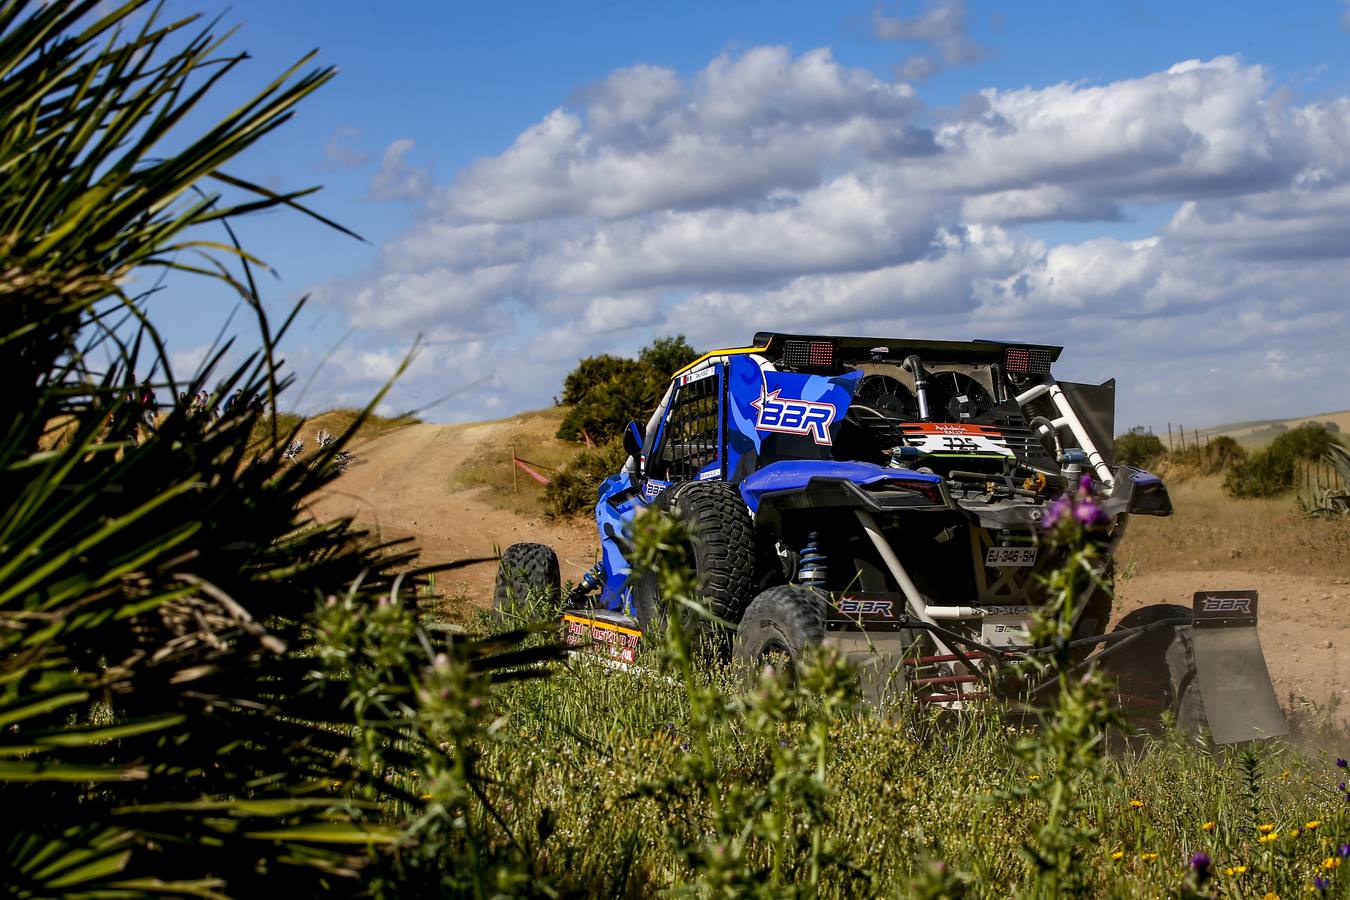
left=370, top=138, right=432, bottom=202
left=874, top=0, right=986, bottom=82
left=305, top=50, right=1350, bottom=429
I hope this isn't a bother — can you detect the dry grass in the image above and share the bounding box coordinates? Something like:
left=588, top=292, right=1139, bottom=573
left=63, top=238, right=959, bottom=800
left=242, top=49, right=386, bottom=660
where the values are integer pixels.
left=1118, top=474, right=1350, bottom=577
left=454, top=406, right=584, bottom=516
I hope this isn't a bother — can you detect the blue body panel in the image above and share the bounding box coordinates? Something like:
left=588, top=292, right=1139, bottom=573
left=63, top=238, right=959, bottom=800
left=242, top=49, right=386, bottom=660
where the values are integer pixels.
left=595, top=473, right=648, bottom=612
left=592, top=354, right=865, bottom=611
left=724, top=355, right=861, bottom=484
left=739, top=460, right=944, bottom=513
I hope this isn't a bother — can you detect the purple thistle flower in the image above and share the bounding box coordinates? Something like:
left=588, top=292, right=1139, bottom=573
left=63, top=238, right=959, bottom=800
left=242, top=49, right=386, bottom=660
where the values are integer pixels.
left=1190, top=851, right=1211, bottom=880
left=1316, top=874, right=1330, bottom=892
left=1340, top=782, right=1346, bottom=792
left=1337, top=758, right=1347, bottom=768
left=1078, top=474, right=1094, bottom=495
left=1073, top=498, right=1109, bottom=527
left=1042, top=495, right=1071, bottom=529
left=1340, top=843, right=1350, bottom=857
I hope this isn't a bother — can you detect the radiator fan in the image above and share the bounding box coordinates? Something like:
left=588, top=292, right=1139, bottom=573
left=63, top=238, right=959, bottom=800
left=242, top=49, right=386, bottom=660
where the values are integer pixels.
left=854, top=374, right=918, bottom=419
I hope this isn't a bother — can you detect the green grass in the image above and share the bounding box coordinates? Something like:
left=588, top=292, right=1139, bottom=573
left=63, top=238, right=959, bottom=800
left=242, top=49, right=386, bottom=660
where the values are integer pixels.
left=458, top=622, right=1350, bottom=897
left=445, top=512, right=1350, bottom=897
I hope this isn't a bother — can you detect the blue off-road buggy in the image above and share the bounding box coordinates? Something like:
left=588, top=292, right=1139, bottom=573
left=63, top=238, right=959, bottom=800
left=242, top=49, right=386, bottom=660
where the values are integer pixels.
left=496, top=333, right=1287, bottom=744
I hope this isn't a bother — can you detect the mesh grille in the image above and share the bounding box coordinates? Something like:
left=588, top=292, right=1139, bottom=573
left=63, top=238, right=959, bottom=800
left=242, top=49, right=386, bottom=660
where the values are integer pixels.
left=784, top=339, right=835, bottom=369
left=658, top=373, right=720, bottom=481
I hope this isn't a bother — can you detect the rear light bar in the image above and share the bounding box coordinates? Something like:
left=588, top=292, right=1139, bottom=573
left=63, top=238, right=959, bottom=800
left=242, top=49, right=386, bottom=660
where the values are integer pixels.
left=1004, top=346, right=1053, bottom=375
left=783, top=339, right=836, bottom=370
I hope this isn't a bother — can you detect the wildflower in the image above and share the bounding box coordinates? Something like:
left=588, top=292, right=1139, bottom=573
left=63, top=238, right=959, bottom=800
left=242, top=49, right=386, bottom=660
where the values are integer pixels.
left=1307, top=820, right=1322, bottom=830
left=1139, top=852, right=1159, bottom=862
left=1280, top=769, right=1291, bottom=780
left=1027, top=774, right=1041, bottom=781
left=1201, top=820, right=1217, bottom=832
left=1191, top=851, right=1211, bottom=881
left=1324, top=857, right=1342, bottom=870
left=1262, top=893, right=1279, bottom=900
left=1130, top=799, right=1145, bottom=808
left=1259, top=833, right=1280, bottom=844
left=1289, top=828, right=1302, bottom=838
left=1340, top=843, right=1350, bottom=857
left=1110, top=850, right=1125, bottom=861
left=1337, top=758, right=1347, bottom=768
left=1315, top=875, right=1330, bottom=893
left=1225, top=865, right=1248, bottom=876
left=1257, top=823, right=1277, bottom=834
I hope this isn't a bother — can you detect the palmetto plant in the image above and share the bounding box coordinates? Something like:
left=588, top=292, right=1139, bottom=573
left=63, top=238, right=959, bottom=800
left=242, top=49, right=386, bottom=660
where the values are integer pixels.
left=0, top=2, right=557, bottom=895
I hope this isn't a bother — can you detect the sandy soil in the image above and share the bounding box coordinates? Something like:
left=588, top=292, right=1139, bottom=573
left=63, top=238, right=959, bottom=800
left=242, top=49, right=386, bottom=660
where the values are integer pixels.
left=305, top=420, right=598, bottom=601
left=309, top=420, right=1350, bottom=710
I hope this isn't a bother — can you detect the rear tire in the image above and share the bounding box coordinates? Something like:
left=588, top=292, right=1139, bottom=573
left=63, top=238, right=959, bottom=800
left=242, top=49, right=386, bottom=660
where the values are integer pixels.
left=733, top=584, right=826, bottom=674
left=633, top=481, right=755, bottom=651
left=493, top=543, right=561, bottom=622
left=1100, top=604, right=1211, bottom=741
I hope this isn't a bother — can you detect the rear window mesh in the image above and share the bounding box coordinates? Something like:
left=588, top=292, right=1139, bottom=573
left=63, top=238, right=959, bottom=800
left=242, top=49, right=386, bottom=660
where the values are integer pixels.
left=656, top=374, right=719, bottom=481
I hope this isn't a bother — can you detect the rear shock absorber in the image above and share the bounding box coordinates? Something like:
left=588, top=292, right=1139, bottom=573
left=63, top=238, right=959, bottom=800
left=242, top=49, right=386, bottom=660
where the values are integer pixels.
left=796, top=532, right=827, bottom=590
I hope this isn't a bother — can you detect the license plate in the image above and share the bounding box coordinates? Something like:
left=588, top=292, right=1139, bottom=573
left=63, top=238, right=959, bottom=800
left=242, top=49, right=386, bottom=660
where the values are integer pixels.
left=981, top=615, right=1031, bottom=647
left=986, top=546, right=1037, bottom=567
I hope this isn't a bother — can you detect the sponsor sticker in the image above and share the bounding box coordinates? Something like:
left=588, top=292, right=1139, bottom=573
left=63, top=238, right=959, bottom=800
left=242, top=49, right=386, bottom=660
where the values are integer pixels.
left=751, top=388, right=837, bottom=445
left=838, top=596, right=897, bottom=619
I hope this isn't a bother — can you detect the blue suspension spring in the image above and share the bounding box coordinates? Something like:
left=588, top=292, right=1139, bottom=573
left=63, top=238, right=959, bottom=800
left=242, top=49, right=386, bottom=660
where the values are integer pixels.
left=797, top=531, right=827, bottom=589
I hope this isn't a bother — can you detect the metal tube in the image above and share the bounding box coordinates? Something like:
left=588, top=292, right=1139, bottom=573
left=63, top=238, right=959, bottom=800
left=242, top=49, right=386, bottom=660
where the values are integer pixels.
left=854, top=509, right=955, bottom=659
left=1015, top=380, right=1113, bottom=485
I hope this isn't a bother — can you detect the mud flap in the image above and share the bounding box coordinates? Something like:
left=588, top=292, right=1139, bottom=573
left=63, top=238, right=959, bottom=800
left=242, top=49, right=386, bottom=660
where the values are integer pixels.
left=1189, top=591, right=1288, bottom=744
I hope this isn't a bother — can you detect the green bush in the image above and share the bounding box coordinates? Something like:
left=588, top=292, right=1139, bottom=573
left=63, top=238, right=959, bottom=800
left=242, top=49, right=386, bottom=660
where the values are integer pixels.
left=639, top=333, right=700, bottom=378
left=556, top=335, right=698, bottom=443
left=1270, top=421, right=1341, bottom=460
left=561, top=354, right=645, bottom=405
left=543, top=438, right=629, bottom=516
left=1114, top=427, right=1166, bottom=468
left=1225, top=423, right=1341, bottom=498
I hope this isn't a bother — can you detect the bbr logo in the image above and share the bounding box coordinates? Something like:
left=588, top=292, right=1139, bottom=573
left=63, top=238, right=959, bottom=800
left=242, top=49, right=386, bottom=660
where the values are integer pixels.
left=752, top=388, right=837, bottom=445
left=1200, top=595, right=1252, bottom=614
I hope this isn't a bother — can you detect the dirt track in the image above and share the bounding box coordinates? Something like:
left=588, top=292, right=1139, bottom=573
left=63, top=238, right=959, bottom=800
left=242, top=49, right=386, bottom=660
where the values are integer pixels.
left=309, top=421, right=1350, bottom=712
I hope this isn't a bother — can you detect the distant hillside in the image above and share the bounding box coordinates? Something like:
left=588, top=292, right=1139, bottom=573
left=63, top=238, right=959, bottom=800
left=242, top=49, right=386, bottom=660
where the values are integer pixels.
left=1194, top=410, right=1350, bottom=448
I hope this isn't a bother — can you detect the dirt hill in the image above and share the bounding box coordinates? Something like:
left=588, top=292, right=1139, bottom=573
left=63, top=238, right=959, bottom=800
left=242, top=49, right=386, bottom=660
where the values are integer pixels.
left=306, top=411, right=1350, bottom=715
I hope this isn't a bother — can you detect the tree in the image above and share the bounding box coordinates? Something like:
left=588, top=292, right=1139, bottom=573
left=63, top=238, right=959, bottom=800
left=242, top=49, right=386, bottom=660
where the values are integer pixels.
left=639, top=334, right=699, bottom=378
left=1113, top=426, right=1166, bottom=468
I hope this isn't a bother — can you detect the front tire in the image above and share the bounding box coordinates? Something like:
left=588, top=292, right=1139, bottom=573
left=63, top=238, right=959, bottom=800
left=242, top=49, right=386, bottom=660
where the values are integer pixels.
left=493, top=542, right=560, bottom=622
left=733, top=584, right=826, bottom=674
left=633, top=481, right=756, bottom=650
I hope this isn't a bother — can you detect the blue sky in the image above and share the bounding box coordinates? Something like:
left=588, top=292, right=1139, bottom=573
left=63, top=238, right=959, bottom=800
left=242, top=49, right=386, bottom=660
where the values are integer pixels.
left=150, top=0, right=1350, bottom=430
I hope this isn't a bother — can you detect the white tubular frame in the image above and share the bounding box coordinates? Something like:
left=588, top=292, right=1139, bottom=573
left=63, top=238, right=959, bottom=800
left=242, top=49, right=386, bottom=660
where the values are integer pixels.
left=1015, top=380, right=1114, bottom=486
left=854, top=509, right=958, bottom=660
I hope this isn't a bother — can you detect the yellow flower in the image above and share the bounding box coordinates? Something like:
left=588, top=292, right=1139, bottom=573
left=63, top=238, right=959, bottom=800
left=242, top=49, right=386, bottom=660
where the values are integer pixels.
left=1027, top=774, right=1041, bottom=781
left=1110, top=850, right=1125, bottom=861
left=1225, top=865, right=1248, bottom=876
left=1306, top=820, right=1322, bottom=830
left=1289, top=829, right=1302, bottom=838
left=1257, top=823, right=1277, bottom=834
left=1259, top=833, right=1281, bottom=844
left=1139, top=852, right=1159, bottom=862
left=1324, top=857, right=1342, bottom=870
left=1202, top=820, right=1217, bottom=832
left=1280, top=769, right=1291, bottom=780
left=1130, top=799, right=1145, bottom=808
left=420, top=791, right=433, bottom=800
left=1262, top=893, right=1279, bottom=900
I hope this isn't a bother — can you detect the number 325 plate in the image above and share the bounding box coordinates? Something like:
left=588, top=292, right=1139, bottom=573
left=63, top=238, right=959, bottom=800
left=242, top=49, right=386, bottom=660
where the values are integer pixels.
left=986, top=546, right=1037, bottom=567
